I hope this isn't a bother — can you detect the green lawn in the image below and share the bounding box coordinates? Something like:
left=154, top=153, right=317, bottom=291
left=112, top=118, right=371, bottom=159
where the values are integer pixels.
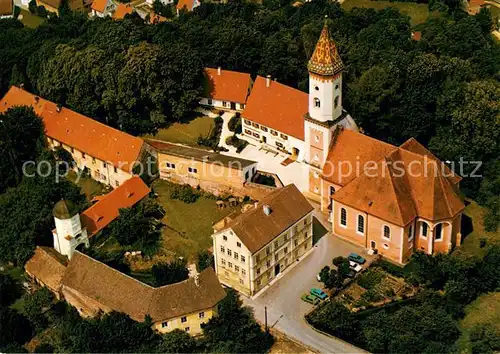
left=143, top=116, right=215, bottom=146
left=457, top=292, right=500, bottom=353
left=454, top=200, right=500, bottom=258
left=341, top=0, right=438, bottom=25
left=153, top=180, right=241, bottom=261
left=66, top=170, right=109, bottom=202
left=18, top=9, right=45, bottom=28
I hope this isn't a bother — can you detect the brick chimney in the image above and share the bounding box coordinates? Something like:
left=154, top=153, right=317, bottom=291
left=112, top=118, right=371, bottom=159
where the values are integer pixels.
left=217, top=67, right=221, bottom=76
left=266, top=75, right=271, bottom=88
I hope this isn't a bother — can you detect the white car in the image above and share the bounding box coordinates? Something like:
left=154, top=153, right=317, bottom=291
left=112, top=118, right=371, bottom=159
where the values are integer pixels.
left=349, top=261, right=363, bottom=273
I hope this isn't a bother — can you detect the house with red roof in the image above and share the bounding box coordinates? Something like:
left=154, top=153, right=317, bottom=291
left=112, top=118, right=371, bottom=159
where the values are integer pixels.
left=50, top=176, right=150, bottom=259
left=0, top=86, right=153, bottom=188
left=176, top=0, right=199, bottom=14
left=200, top=67, right=252, bottom=111
left=112, top=2, right=133, bottom=19
left=90, top=0, right=115, bottom=17
left=0, top=0, right=14, bottom=18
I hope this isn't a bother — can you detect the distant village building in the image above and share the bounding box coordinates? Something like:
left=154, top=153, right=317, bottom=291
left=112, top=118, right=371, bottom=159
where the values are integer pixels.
left=0, top=0, right=14, bottom=19
left=320, top=128, right=465, bottom=265
left=176, top=0, right=199, bottom=14
left=0, top=86, right=154, bottom=189
left=51, top=176, right=150, bottom=259
left=212, top=184, right=314, bottom=297
left=148, top=140, right=266, bottom=198
left=240, top=20, right=357, bottom=203
left=112, top=2, right=133, bottom=19
left=200, top=67, right=252, bottom=111
left=35, top=0, right=83, bottom=14
left=26, top=249, right=226, bottom=335
left=90, top=0, right=115, bottom=17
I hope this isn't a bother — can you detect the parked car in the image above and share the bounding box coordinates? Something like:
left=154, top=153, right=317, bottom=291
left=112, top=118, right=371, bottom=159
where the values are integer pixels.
left=310, top=288, right=328, bottom=300
left=349, top=261, right=363, bottom=272
left=348, top=253, right=366, bottom=264
left=301, top=294, right=320, bottom=305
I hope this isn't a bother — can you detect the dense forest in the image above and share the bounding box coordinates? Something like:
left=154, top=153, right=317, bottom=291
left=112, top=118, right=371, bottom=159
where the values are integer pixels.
left=0, top=0, right=499, bottom=226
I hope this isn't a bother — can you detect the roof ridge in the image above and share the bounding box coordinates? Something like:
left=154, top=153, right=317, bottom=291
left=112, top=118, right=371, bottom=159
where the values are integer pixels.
left=384, top=154, right=409, bottom=225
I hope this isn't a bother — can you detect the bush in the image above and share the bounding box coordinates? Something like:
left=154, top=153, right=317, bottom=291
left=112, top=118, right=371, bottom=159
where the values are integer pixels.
left=36, top=5, right=47, bottom=17
left=332, top=256, right=347, bottom=266
left=170, top=184, right=202, bottom=203
left=253, top=174, right=276, bottom=187
left=198, top=117, right=223, bottom=150
left=152, top=259, right=189, bottom=286
left=374, top=259, right=405, bottom=278
left=225, top=134, right=248, bottom=153
left=13, top=5, right=20, bottom=18
left=228, top=114, right=242, bottom=134
left=357, top=269, right=384, bottom=290
left=28, top=0, right=36, bottom=13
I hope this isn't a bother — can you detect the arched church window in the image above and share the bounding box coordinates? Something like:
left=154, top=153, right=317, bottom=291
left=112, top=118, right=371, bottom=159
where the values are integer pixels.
left=314, top=98, right=321, bottom=108
left=335, top=83, right=339, bottom=90
left=334, top=96, right=339, bottom=108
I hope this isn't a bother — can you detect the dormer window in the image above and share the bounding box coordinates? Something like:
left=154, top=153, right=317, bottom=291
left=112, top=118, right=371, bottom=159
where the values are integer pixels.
left=314, top=98, right=321, bottom=108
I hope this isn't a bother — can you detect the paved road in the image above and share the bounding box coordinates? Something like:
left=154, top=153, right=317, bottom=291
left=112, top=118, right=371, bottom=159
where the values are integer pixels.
left=243, top=211, right=372, bottom=353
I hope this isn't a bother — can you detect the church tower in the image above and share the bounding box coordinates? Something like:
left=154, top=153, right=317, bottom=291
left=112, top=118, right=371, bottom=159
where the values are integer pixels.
left=304, top=17, right=345, bottom=201
left=52, top=199, right=89, bottom=259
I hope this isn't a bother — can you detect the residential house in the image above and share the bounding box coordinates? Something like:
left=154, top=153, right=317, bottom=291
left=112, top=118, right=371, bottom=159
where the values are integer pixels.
left=240, top=20, right=357, bottom=202
left=35, top=0, right=83, bottom=14
left=212, top=184, right=314, bottom=297
left=148, top=140, right=260, bottom=197
left=148, top=11, right=167, bottom=24
left=199, top=67, right=252, bottom=111
left=0, top=0, right=14, bottom=18
left=0, top=86, right=154, bottom=188
left=321, top=127, right=465, bottom=265
left=176, top=0, right=199, bottom=14
left=90, top=0, right=115, bottom=17
left=51, top=176, right=150, bottom=259
left=112, top=2, right=133, bottom=19
left=25, top=249, right=226, bottom=336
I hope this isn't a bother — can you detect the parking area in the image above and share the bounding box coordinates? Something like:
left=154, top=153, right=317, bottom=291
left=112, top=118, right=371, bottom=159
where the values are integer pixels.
left=242, top=211, right=374, bottom=353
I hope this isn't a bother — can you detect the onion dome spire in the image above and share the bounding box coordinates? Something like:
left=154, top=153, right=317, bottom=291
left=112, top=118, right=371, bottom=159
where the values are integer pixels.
left=307, top=16, right=344, bottom=77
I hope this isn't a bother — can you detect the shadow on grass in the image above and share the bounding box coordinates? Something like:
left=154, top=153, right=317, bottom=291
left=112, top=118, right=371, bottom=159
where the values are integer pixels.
left=313, top=216, right=328, bottom=245
left=461, top=214, right=474, bottom=244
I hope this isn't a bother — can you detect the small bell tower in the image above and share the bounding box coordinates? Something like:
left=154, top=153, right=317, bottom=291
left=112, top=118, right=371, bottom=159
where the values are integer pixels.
left=52, top=199, right=89, bottom=259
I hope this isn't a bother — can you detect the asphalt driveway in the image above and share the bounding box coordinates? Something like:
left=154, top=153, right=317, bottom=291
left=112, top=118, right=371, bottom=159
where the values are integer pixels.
left=242, top=211, right=372, bottom=353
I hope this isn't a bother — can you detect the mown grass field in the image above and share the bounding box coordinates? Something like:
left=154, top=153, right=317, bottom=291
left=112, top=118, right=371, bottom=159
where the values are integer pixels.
left=66, top=170, right=108, bottom=201
left=153, top=180, right=241, bottom=261
left=18, top=9, right=45, bottom=28
left=341, top=0, right=438, bottom=25
left=143, top=116, right=214, bottom=146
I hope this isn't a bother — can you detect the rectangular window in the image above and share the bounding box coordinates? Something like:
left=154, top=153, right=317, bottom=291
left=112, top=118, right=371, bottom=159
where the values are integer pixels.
left=220, top=246, right=225, bottom=253
left=223, top=235, right=227, bottom=241
left=294, top=239, right=298, bottom=246
left=234, top=252, right=238, bottom=259
left=257, top=268, right=261, bottom=275
left=409, top=225, right=414, bottom=241
left=245, top=129, right=252, bottom=135
left=239, top=279, right=244, bottom=285
left=244, top=120, right=251, bottom=125
left=115, top=181, right=119, bottom=187
left=114, top=166, right=118, bottom=173
left=227, top=249, right=232, bottom=256
left=271, top=130, right=278, bottom=136
left=103, top=162, right=107, bottom=168
left=82, top=152, right=86, bottom=159
left=181, top=316, right=187, bottom=323
left=266, top=247, right=270, bottom=255
left=357, top=215, right=364, bottom=234
left=284, top=247, right=288, bottom=254
left=256, top=254, right=260, bottom=263
left=228, top=262, right=232, bottom=268
left=421, top=223, right=428, bottom=237
left=161, top=321, right=168, bottom=328
left=266, top=260, right=271, bottom=268
left=235, top=265, right=239, bottom=272
left=252, top=122, right=260, bottom=128
left=257, top=279, right=261, bottom=286
left=242, top=269, right=246, bottom=276
left=274, top=241, right=279, bottom=249
left=207, top=98, right=212, bottom=105
left=199, top=312, right=204, bottom=319
left=185, top=327, right=190, bottom=332
left=241, top=255, right=245, bottom=263
left=71, top=147, right=74, bottom=153
left=221, top=259, right=226, bottom=266
left=253, top=132, right=260, bottom=138
left=435, top=224, right=443, bottom=240
left=240, top=104, right=245, bottom=109
left=222, top=101, right=227, bottom=107
left=280, top=133, right=288, bottom=140
left=92, top=158, right=96, bottom=164
left=260, top=126, right=268, bottom=132
left=237, top=242, right=241, bottom=247
left=188, top=167, right=198, bottom=173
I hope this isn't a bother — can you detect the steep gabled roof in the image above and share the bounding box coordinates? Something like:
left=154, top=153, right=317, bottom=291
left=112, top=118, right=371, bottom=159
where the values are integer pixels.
left=308, top=21, right=344, bottom=77
left=0, top=86, right=144, bottom=172
left=221, top=184, right=314, bottom=254
left=332, top=140, right=464, bottom=226
left=176, top=0, right=196, bottom=11
left=62, top=252, right=226, bottom=322
left=322, top=129, right=396, bottom=186
left=80, top=176, right=150, bottom=237
left=91, top=0, right=107, bottom=12
left=242, top=76, right=308, bottom=140
left=25, top=247, right=68, bottom=293
left=112, top=3, right=133, bottom=19
left=203, top=68, right=252, bottom=104
left=0, top=0, right=13, bottom=16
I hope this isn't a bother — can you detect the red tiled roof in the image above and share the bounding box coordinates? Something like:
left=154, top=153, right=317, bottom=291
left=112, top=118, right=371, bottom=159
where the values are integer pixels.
left=330, top=130, right=464, bottom=226
left=242, top=76, right=308, bottom=140
left=112, top=3, right=133, bottom=19
left=176, top=0, right=195, bottom=11
left=0, top=86, right=145, bottom=172
left=411, top=31, right=422, bottom=41
left=80, top=176, right=150, bottom=237
left=322, top=129, right=396, bottom=186
left=91, top=0, right=107, bottom=12
left=0, top=0, right=13, bottom=16
left=149, top=12, right=167, bottom=24
left=203, top=68, right=252, bottom=104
